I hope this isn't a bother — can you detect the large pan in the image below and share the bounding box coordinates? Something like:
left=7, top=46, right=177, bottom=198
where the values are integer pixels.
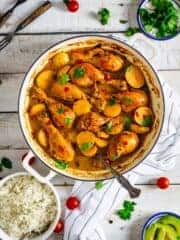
left=18, top=35, right=164, bottom=181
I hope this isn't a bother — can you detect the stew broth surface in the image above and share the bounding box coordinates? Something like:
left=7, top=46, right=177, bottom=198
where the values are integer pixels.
left=28, top=45, right=154, bottom=172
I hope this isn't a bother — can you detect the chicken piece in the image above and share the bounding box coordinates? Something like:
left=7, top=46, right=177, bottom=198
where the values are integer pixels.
left=115, top=90, right=148, bottom=112
left=107, top=131, right=139, bottom=161
left=93, top=53, right=124, bottom=72
left=77, top=112, right=109, bottom=133
left=31, top=87, right=75, bottom=129
left=106, top=79, right=128, bottom=91
left=37, top=115, right=75, bottom=161
left=69, top=63, right=104, bottom=87
left=50, top=82, right=85, bottom=101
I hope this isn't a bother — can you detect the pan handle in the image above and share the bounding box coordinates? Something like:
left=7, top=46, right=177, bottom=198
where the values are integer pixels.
left=22, top=150, right=57, bottom=183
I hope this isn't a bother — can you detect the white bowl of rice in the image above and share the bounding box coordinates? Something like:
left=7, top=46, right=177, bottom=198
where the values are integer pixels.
left=0, top=172, right=61, bottom=240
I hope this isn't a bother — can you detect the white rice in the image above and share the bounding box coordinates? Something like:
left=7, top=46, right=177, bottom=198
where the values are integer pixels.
left=0, top=175, right=57, bottom=240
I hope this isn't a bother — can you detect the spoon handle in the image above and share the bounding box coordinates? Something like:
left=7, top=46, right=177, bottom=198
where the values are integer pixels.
left=103, top=160, right=141, bottom=198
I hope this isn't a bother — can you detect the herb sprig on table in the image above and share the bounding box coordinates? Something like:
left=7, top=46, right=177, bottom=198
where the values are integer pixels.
left=139, top=0, right=180, bottom=38
left=116, top=200, right=136, bottom=220
left=0, top=157, right=13, bottom=171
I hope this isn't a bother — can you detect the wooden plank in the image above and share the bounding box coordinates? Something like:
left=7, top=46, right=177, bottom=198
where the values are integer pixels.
left=0, top=0, right=133, bottom=33
left=0, top=70, right=180, bottom=112
left=0, top=149, right=180, bottom=184
left=38, top=185, right=180, bottom=239
left=0, top=34, right=179, bottom=73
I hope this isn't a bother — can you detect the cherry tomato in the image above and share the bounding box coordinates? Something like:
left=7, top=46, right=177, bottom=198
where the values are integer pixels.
left=156, top=177, right=170, bottom=189
left=66, top=196, right=80, bottom=210
left=21, top=152, right=35, bottom=165
left=66, top=0, right=79, bottom=12
left=54, top=219, right=64, bottom=233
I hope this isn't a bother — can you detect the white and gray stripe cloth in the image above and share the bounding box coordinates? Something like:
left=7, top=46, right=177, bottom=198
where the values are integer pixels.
left=63, top=37, right=180, bottom=240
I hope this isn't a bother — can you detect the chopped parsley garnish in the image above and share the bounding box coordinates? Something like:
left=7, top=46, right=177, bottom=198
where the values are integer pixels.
left=125, top=27, right=140, bottom=37
left=142, top=116, right=153, bottom=127
left=64, top=117, right=73, bottom=126
left=120, top=20, right=128, bottom=24
left=80, top=142, right=94, bottom=152
left=123, top=115, right=132, bottom=130
left=54, top=159, right=68, bottom=169
left=58, top=73, right=70, bottom=85
left=95, top=181, right=104, bottom=190
left=0, top=157, right=13, bottom=171
left=123, top=96, right=132, bottom=105
left=109, top=97, right=116, bottom=106
left=98, top=8, right=111, bottom=25
left=106, top=121, right=113, bottom=132
left=116, top=200, right=136, bottom=220
left=57, top=108, right=64, bottom=114
left=73, top=67, right=85, bottom=78
left=139, top=0, right=179, bottom=38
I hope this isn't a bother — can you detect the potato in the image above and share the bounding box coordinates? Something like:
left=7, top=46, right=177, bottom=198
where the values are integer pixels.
left=95, top=137, right=108, bottom=148
left=109, top=124, right=123, bottom=135
left=104, top=103, right=121, bottom=117
left=67, top=130, right=78, bottom=143
left=76, top=131, right=95, bottom=146
left=125, top=65, right=145, bottom=88
left=36, top=70, right=55, bottom=90
left=134, top=106, right=153, bottom=126
left=52, top=52, right=70, bottom=68
left=29, top=103, right=46, bottom=117
left=73, top=100, right=91, bottom=116
left=130, top=124, right=150, bottom=134
left=37, top=129, right=48, bottom=147
left=57, top=65, right=71, bottom=78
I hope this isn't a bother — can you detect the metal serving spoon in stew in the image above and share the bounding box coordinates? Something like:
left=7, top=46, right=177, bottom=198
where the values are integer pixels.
left=101, top=157, right=141, bottom=198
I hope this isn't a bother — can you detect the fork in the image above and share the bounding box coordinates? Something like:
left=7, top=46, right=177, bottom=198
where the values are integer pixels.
left=0, top=1, right=51, bottom=51
left=0, top=0, right=28, bottom=27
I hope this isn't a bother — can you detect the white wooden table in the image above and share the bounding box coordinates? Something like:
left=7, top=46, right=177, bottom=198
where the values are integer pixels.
left=0, top=1, right=180, bottom=239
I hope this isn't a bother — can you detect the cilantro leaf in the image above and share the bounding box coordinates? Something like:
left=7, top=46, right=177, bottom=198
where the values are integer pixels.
left=109, top=98, right=116, bottom=106
left=74, top=68, right=85, bottom=78
left=123, top=201, right=136, bottom=212
left=95, top=181, right=104, bottom=190
left=54, top=159, right=68, bottom=169
left=125, top=27, right=140, bottom=37
left=106, top=121, right=113, bottom=132
left=80, top=142, right=94, bottom=152
left=98, top=8, right=110, bottom=25
left=64, top=117, right=73, bottom=126
left=123, top=116, right=132, bottom=130
left=57, top=108, right=64, bottom=114
left=116, top=209, right=131, bottom=220
left=142, top=116, right=153, bottom=127
left=58, top=73, right=70, bottom=85
left=1, top=157, right=12, bottom=169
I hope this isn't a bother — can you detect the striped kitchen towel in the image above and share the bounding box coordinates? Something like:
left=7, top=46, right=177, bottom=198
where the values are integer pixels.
left=63, top=37, right=180, bottom=240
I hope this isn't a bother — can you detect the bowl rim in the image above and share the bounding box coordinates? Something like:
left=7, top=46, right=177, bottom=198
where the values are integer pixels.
left=18, top=34, right=165, bottom=181
left=141, top=211, right=180, bottom=240
left=0, top=172, right=61, bottom=240
left=137, top=0, right=180, bottom=41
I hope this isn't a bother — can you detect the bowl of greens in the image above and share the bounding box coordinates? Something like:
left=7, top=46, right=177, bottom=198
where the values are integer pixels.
left=137, top=0, right=180, bottom=40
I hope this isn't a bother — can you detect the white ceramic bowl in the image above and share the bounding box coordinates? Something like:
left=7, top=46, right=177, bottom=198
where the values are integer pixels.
left=0, top=155, right=61, bottom=240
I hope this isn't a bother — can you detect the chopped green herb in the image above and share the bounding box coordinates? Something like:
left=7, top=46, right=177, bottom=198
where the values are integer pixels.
left=142, top=116, right=153, bottom=127
left=139, top=0, right=179, bottom=38
left=109, top=97, right=116, bottom=106
left=80, top=142, right=94, bottom=152
left=54, top=159, right=68, bottom=169
left=120, top=20, right=128, bottom=24
left=1, top=157, right=12, bottom=169
left=123, top=96, right=132, bottom=105
left=95, top=181, right=104, bottom=190
left=123, top=116, right=132, bottom=130
left=73, top=67, right=85, bottom=78
left=98, top=8, right=111, bottom=25
left=116, top=200, right=136, bottom=220
left=64, top=117, right=73, bottom=126
left=58, top=73, right=70, bottom=85
left=123, top=200, right=136, bottom=212
left=117, top=209, right=131, bottom=220
left=106, top=121, right=113, bottom=132
left=125, top=27, right=140, bottom=37
left=57, top=108, right=64, bottom=114
left=112, top=154, right=120, bottom=161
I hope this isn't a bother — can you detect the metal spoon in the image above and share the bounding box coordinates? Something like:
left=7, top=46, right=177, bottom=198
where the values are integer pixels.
left=102, top=158, right=141, bottom=198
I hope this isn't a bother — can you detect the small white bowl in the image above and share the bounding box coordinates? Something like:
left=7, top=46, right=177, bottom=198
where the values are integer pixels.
left=0, top=171, right=61, bottom=240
